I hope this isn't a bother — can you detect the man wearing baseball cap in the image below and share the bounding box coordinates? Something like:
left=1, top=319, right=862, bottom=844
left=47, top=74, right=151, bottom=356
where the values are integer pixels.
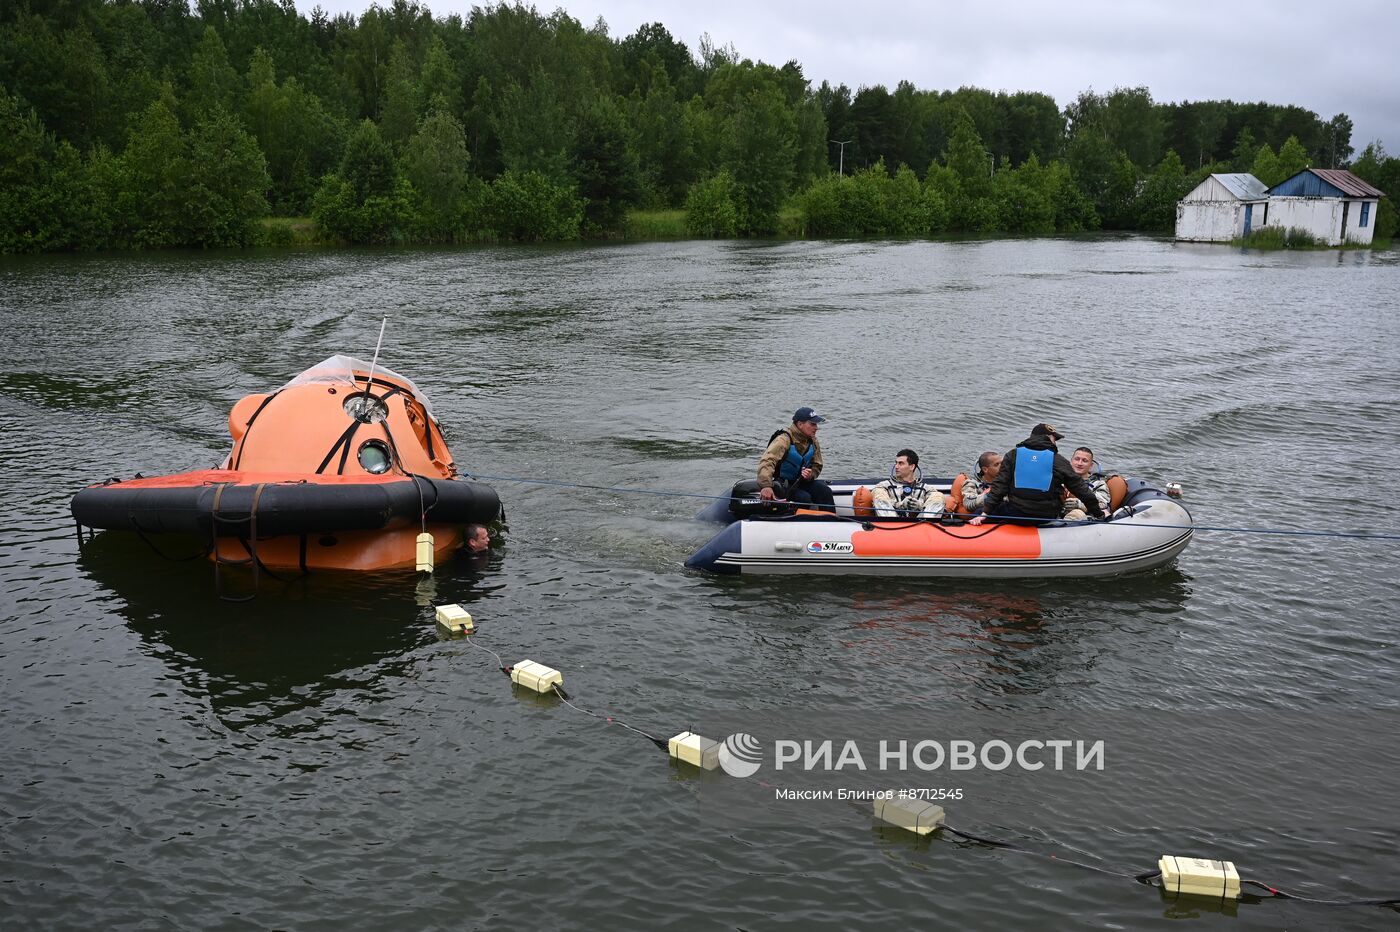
left=969, top=423, right=1107, bottom=525
left=756, top=407, right=835, bottom=511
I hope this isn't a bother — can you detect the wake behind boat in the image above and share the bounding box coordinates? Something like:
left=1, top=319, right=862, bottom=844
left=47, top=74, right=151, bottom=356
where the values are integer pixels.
left=687, top=477, right=1192, bottom=577
left=71, top=355, right=500, bottom=574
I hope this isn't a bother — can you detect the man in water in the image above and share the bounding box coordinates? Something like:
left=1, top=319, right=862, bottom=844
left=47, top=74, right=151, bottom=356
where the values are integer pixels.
left=969, top=424, right=1106, bottom=525
left=465, top=524, right=491, bottom=553
left=757, top=407, right=835, bottom=511
left=872, top=449, right=943, bottom=518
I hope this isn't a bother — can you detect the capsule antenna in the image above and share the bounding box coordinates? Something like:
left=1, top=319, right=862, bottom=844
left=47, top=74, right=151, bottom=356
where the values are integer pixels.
left=364, top=316, right=387, bottom=401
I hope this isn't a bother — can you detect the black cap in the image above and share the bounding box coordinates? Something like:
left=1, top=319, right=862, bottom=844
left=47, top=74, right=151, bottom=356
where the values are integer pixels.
left=1031, top=423, right=1064, bottom=441
left=793, top=407, right=826, bottom=424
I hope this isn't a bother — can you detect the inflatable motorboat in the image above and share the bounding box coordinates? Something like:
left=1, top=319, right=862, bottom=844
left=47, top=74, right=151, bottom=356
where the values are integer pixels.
left=687, top=476, right=1192, bottom=577
left=71, top=356, right=500, bottom=574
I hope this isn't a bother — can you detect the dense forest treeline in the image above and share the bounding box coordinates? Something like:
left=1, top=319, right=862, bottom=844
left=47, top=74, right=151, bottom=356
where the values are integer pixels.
left=2, top=0, right=1396, bottom=253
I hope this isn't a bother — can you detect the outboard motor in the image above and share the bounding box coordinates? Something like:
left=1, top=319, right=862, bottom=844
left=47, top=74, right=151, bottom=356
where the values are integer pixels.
left=727, top=479, right=797, bottom=518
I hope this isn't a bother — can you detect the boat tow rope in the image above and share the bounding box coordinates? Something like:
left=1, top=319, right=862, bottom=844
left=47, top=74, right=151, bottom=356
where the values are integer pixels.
left=458, top=474, right=1400, bottom=543
left=457, top=629, right=667, bottom=750
left=447, top=617, right=1400, bottom=912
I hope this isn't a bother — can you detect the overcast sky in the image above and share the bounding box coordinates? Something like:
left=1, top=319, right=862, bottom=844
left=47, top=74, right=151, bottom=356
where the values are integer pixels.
left=299, top=0, right=1399, bottom=155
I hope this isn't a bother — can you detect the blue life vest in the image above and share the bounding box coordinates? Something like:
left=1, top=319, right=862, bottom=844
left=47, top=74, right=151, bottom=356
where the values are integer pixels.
left=778, top=436, right=816, bottom=481
left=1012, top=447, right=1054, bottom=492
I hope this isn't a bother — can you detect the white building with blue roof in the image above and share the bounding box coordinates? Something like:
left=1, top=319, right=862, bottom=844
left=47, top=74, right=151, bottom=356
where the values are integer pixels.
left=1175, top=173, right=1269, bottom=242
left=1263, top=168, right=1385, bottom=245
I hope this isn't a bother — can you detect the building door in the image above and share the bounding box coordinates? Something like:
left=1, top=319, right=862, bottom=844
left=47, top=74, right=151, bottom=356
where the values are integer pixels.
left=1243, top=204, right=1253, bottom=235
left=1341, top=202, right=1350, bottom=241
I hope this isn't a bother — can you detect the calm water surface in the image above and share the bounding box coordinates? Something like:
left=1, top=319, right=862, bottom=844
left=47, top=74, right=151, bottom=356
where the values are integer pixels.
left=2, top=236, right=1399, bottom=930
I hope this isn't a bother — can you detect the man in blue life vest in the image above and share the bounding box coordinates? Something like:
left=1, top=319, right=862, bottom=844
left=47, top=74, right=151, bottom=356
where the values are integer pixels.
left=757, top=407, right=835, bottom=511
left=968, top=423, right=1106, bottom=526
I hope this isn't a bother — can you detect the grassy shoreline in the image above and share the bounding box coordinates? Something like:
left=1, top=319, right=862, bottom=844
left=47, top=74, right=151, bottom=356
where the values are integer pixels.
left=243, top=215, right=1399, bottom=252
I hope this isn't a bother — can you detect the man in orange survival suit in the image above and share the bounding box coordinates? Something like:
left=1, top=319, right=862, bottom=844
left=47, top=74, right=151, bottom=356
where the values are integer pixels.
left=756, top=407, right=835, bottom=512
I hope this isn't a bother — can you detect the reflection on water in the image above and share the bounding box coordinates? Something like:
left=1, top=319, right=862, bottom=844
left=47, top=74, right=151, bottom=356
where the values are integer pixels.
left=76, top=531, right=502, bottom=729
left=830, top=570, right=1193, bottom=697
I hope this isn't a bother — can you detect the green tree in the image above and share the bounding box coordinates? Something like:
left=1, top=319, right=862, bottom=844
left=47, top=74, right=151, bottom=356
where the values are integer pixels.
left=1231, top=128, right=1258, bottom=172
left=418, top=33, right=461, bottom=118
left=244, top=46, right=345, bottom=213
left=494, top=75, right=572, bottom=181
left=1250, top=143, right=1283, bottom=187
left=628, top=68, right=692, bottom=206
left=945, top=110, right=992, bottom=196
left=792, top=96, right=829, bottom=192
left=848, top=84, right=893, bottom=172
left=1276, top=135, right=1309, bottom=182
left=1135, top=149, right=1187, bottom=231
left=1101, top=151, right=1140, bottom=229
left=1046, top=160, right=1098, bottom=232
left=993, top=155, right=1055, bottom=235
left=684, top=171, right=739, bottom=237
left=618, top=23, right=697, bottom=97
left=942, top=110, right=998, bottom=230
left=1102, top=86, right=1163, bottom=168
left=1322, top=114, right=1353, bottom=168
left=344, top=6, right=391, bottom=119
left=116, top=94, right=190, bottom=248
left=379, top=39, right=420, bottom=149
left=0, top=14, right=113, bottom=150
left=798, top=172, right=847, bottom=236
left=341, top=117, right=396, bottom=201
left=186, top=26, right=239, bottom=121
left=465, top=76, right=497, bottom=175
left=711, top=62, right=800, bottom=232
left=572, top=96, right=640, bottom=235
left=0, top=88, right=63, bottom=251
left=1349, top=142, right=1398, bottom=239
left=923, top=161, right=963, bottom=229
left=1183, top=101, right=1228, bottom=168
left=54, top=140, right=114, bottom=249
left=184, top=107, right=272, bottom=246
left=244, top=47, right=279, bottom=147
left=313, top=119, right=412, bottom=243
left=487, top=168, right=582, bottom=240
left=402, top=103, right=478, bottom=240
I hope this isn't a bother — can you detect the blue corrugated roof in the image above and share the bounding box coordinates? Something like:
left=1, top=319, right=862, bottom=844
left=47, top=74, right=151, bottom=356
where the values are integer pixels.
left=1268, top=169, right=1385, bottom=198
left=1213, top=173, right=1268, bottom=200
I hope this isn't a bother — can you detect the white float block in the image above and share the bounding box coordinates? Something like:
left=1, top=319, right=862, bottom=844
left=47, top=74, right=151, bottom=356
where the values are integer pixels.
left=1158, top=855, right=1241, bottom=899
left=434, top=604, right=474, bottom=635
left=416, top=531, right=435, bottom=573
left=873, top=796, right=946, bottom=836
left=668, top=732, right=720, bottom=770
left=510, top=659, right=563, bottom=694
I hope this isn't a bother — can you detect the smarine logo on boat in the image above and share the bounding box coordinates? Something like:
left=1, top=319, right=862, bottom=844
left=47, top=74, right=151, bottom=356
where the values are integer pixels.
left=806, top=541, right=854, bottom=554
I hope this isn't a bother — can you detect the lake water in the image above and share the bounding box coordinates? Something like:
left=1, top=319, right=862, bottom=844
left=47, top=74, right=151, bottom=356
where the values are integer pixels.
left=3, top=236, right=1399, bottom=929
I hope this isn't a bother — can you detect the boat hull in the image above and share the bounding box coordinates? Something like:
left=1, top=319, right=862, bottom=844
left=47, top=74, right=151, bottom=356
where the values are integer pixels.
left=72, top=470, right=500, bottom=572
left=688, top=478, right=1192, bottom=578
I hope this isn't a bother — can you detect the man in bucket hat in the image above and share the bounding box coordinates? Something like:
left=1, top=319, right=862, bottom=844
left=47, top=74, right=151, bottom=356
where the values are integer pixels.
left=756, top=407, right=835, bottom=512
left=969, top=423, right=1106, bottom=525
